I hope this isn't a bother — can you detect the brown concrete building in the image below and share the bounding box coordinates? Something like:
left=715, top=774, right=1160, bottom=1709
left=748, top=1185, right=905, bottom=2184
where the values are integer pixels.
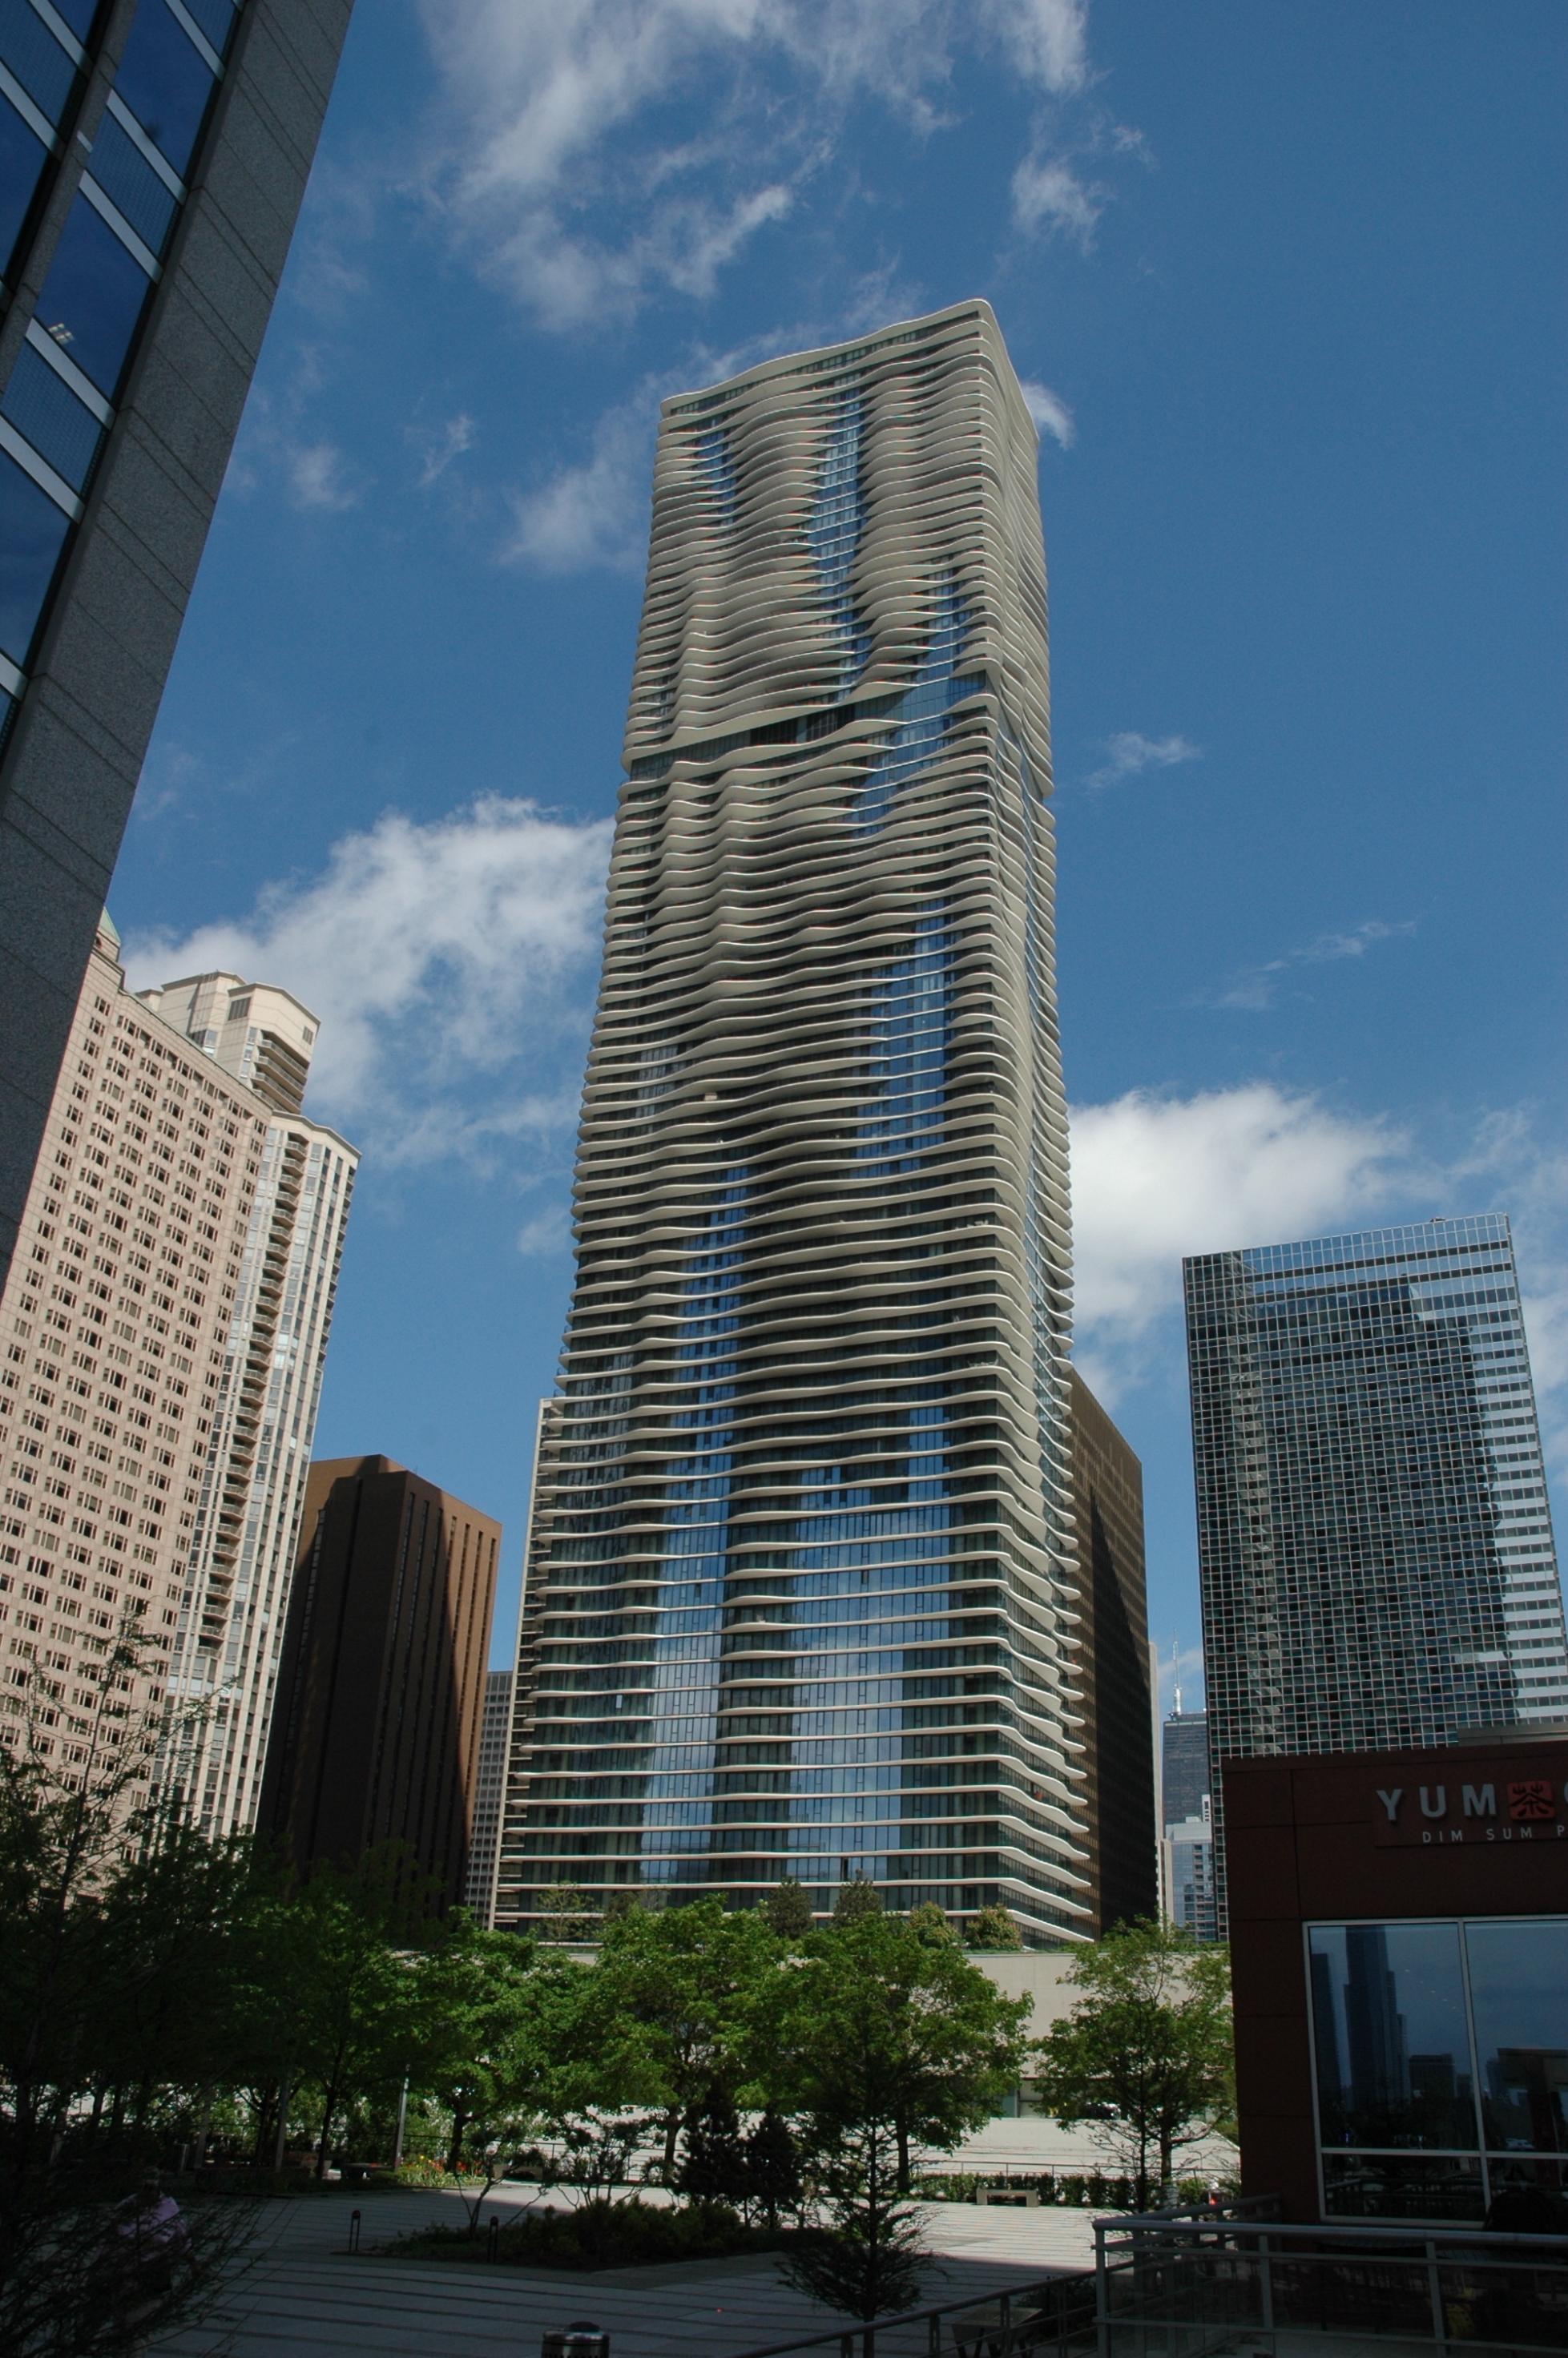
left=1068, top=1367, right=1158, bottom=1933
left=258, top=1456, right=501, bottom=1908
left=1227, top=1733, right=1568, bottom=2225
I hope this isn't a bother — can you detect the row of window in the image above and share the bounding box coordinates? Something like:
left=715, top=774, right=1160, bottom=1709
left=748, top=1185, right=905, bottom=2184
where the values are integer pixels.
left=0, top=0, right=240, bottom=720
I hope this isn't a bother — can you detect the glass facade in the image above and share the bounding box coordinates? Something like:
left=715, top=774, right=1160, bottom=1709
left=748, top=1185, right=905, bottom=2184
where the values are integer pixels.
left=1308, top=1915, right=1568, bottom=2222
left=1186, top=1215, right=1568, bottom=1921
left=0, top=0, right=241, bottom=704
left=497, top=304, right=1086, bottom=1942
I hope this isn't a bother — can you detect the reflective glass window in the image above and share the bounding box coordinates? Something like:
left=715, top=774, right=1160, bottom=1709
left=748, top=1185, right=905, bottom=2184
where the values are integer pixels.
left=1321, top=2152, right=1485, bottom=2225
left=0, top=0, right=81, bottom=124
left=179, top=0, right=237, bottom=58
left=89, top=111, right=178, bottom=254
left=1308, top=1921, right=1478, bottom=2150
left=34, top=195, right=153, bottom=397
left=1465, top=1917, right=1568, bottom=2156
left=1, top=343, right=103, bottom=492
left=49, top=0, right=101, bottom=34
left=112, top=0, right=213, bottom=177
left=0, top=87, right=50, bottom=278
left=0, top=447, right=71, bottom=667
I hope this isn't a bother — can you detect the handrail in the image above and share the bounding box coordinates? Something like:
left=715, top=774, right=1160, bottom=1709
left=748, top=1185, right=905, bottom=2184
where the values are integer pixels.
left=1094, top=2214, right=1568, bottom=2247
left=734, top=2265, right=1097, bottom=2356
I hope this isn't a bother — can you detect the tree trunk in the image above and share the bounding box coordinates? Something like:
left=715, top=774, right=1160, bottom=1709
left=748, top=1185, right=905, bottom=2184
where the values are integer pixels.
left=316, top=2079, right=340, bottom=2180
left=662, top=2105, right=681, bottom=2179
left=447, top=2110, right=471, bottom=2176
left=895, top=2114, right=910, bottom=2195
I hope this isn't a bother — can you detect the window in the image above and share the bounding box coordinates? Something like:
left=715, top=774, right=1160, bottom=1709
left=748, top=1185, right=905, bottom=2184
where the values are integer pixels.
left=0, top=90, right=50, bottom=280
left=112, top=0, right=216, bottom=178
left=33, top=194, right=153, bottom=399
left=1307, top=1915, right=1568, bottom=2223
left=0, top=449, right=71, bottom=667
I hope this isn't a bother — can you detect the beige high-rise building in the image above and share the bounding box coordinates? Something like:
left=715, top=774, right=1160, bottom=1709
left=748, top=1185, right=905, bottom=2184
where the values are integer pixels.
left=0, top=917, right=356, bottom=1832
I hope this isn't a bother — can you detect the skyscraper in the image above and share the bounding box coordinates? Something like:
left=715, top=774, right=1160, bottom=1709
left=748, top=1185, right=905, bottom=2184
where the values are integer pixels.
left=499, top=301, right=1087, bottom=1945
left=0, top=917, right=354, bottom=1820
left=465, top=1666, right=513, bottom=1923
left=0, top=0, right=355, bottom=1298
left=258, top=1456, right=500, bottom=1908
left=1066, top=1367, right=1156, bottom=1932
left=1162, top=1707, right=1209, bottom=1827
left=1185, top=1213, right=1568, bottom=1917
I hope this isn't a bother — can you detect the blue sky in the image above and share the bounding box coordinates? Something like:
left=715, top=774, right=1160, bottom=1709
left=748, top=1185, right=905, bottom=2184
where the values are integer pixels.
left=112, top=0, right=1568, bottom=1695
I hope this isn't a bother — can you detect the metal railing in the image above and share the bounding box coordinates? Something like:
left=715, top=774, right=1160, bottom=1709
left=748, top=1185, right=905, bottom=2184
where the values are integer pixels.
left=736, top=2269, right=1099, bottom=2357
left=1092, top=2211, right=1568, bottom=2358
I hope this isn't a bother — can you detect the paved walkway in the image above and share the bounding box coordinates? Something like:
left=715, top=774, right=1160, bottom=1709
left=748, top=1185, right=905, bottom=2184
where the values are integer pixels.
left=151, top=2187, right=1099, bottom=2358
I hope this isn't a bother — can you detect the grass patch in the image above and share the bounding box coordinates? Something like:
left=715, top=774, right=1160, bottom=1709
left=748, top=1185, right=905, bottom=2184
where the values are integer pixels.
left=387, top=2198, right=788, bottom=2271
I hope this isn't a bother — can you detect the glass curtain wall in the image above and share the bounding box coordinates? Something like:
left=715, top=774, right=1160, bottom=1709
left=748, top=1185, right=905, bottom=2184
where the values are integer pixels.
left=1308, top=1915, right=1568, bottom=2222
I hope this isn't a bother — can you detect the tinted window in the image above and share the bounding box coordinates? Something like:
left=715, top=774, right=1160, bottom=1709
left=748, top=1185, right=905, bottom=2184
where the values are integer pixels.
left=112, top=0, right=214, bottom=177
left=34, top=195, right=153, bottom=397
left=0, top=0, right=82, bottom=124
left=50, top=0, right=103, bottom=34
left=0, top=450, right=72, bottom=667
left=1465, top=1917, right=1568, bottom=2156
left=1308, top=1921, right=1478, bottom=2150
left=179, top=0, right=236, bottom=57
left=0, top=89, right=50, bottom=279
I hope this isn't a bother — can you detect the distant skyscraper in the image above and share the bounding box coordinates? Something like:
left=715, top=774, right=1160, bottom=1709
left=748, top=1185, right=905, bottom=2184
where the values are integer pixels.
left=0, top=0, right=355, bottom=1298
left=1163, top=1800, right=1217, bottom=1944
left=259, top=1456, right=501, bottom=1909
left=1067, top=1368, right=1156, bottom=1933
left=1162, top=1707, right=1209, bottom=1829
left=465, top=1667, right=512, bottom=1923
left=1185, top=1214, right=1568, bottom=1918
left=0, top=918, right=353, bottom=1820
left=500, top=303, right=1088, bottom=1943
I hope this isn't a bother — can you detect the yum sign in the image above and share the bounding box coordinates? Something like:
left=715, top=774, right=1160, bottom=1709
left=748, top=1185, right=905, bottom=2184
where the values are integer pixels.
left=1373, top=1766, right=1568, bottom=1847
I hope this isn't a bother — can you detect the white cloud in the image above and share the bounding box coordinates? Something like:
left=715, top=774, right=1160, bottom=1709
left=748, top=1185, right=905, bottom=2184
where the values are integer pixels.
left=412, top=413, right=476, bottom=489
left=517, top=1203, right=573, bottom=1258
left=1019, top=379, right=1076, bottom=449
left=1011, top=154, right=1103, bottom=245
left=1070, top=1085, right=1401, bottom=1382
left=123, top=799, right=613, bottom=1164
left=1086, top=730, right=1200, bottom=788
left=1213, top=917, right=1417, bottom=1011
left=981, top=0, right=1089, bottom=95
left=506, top=394, right=655, bottom=573
left=418, top=1, right=1113, bottom=326
left=286, top=441, right=361, bottom=513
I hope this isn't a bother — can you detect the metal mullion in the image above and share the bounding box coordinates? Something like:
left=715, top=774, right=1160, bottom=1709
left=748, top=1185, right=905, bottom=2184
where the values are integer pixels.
left=78, top=172, right=161, bottom=277
left=1456, top=1918, right=1492, bottom=2214
left=103, top=89, right=187, bottom=199
left=26, top=0, right=87, bottom=69
left=0, top=57, right=63, bottom=148
left=0, top=412, right=83, bottom=518
left=24, top=316, right=115, bottom=425
left=163, top=0, right=224, bottom=77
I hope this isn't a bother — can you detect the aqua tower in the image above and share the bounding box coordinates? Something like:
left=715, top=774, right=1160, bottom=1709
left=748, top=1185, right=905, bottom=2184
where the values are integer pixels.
left=497, top=302, right=1089, bottom=1944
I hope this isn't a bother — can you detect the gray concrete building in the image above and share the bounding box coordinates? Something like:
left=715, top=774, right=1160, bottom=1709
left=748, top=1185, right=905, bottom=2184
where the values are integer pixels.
left=0, top=0, right=355, bottom=1296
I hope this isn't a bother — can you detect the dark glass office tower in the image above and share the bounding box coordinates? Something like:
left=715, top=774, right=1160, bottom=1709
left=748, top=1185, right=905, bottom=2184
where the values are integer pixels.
left=497, top=302, right=1089, bottom=1945
left=0, top=0, right=355, bottom=1289
left=1185, top=1213, right=1568, bottom=1921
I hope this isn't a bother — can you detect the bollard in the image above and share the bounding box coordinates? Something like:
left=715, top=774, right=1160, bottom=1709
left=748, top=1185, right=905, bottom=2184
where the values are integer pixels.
left=541, top=2326, right=610, bottom=2357
left=347, top=2209, right=361, bottom=2255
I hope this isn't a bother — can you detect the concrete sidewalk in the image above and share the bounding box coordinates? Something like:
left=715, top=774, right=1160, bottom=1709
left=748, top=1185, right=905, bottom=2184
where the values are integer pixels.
left=151, top=2186, right=1099, bottom=2358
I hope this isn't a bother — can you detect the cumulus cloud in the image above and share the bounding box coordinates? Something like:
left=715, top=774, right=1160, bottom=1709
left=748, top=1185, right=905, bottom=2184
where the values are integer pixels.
left=1086, top=731, right=1200, bottom=788
left=123, top=799, right=613, bottom=1165
left=1070, top=1085, right=1401, bottom=1385
left=1011, top=154, right=1103, bottom=245
left=1020, top=379, right=1076, bottom=449
left=1212, top=917, right=1417, bottom=1012
left=418, top=0, right=1115, bottom=326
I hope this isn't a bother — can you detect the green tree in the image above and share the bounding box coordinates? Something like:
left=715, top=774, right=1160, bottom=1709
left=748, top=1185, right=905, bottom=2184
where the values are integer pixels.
left=831, top=1872, right=883, bottom=1926
left=594, top=1896, right=780, bottom=2176
left=762, top=1876, right=814, bottom=1940
left=247, top=1850, right=437, bottom=2179
left=907, top=1901, right=958, bottom=1948
left=538, top=1882, right=596, bottom=1945
left=1032, top=1919, right=1234, bottom=2210
left=965, top=1901, right=1023, bottom=1951
left=763, top=1911, right=1031, bottom=2199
